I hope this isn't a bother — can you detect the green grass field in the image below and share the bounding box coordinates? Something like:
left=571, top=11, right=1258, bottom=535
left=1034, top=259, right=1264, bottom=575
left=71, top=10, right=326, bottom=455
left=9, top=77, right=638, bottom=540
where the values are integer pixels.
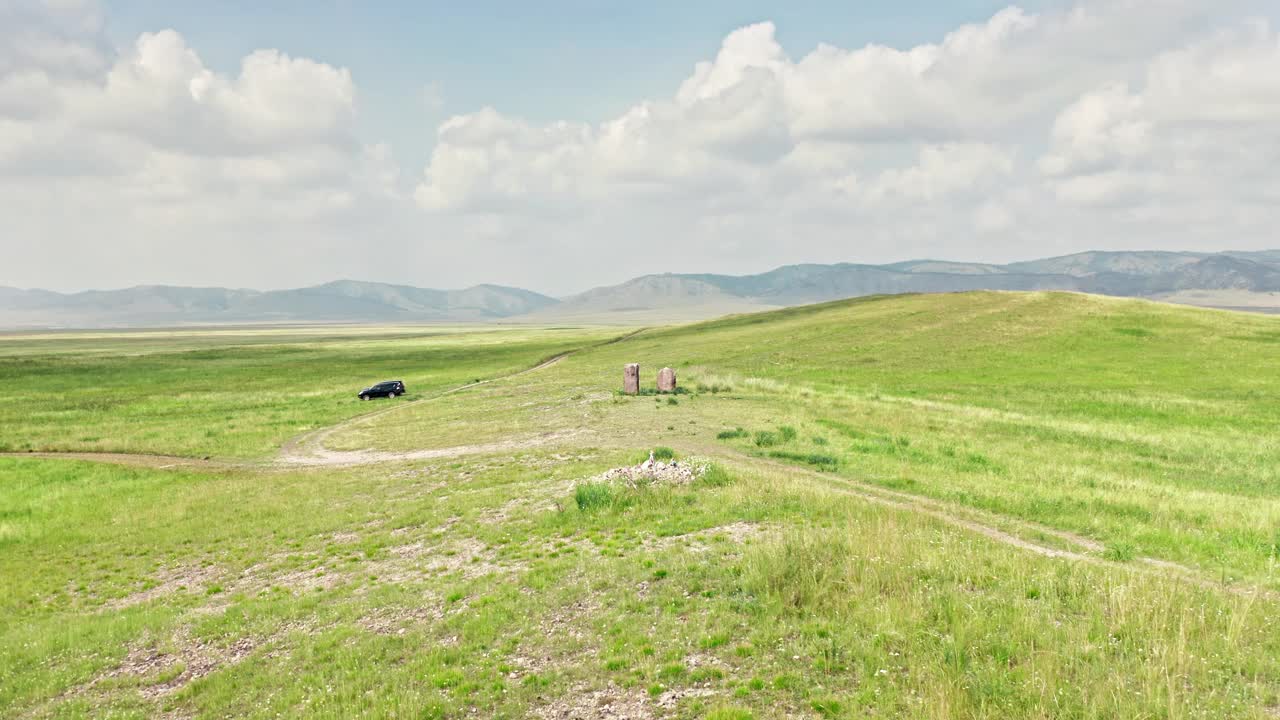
left=2, top=292, right=1279, bottom=719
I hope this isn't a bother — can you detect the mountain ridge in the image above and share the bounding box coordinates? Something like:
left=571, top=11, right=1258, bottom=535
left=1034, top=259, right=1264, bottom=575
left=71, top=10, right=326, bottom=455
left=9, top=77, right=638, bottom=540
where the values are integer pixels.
left=6, top=250, right=1280, bottom=328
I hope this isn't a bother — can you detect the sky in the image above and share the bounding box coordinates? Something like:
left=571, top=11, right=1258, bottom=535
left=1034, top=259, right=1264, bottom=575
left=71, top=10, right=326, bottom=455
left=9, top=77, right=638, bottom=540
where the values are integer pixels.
left=2, top=0, right=1279, bottom=295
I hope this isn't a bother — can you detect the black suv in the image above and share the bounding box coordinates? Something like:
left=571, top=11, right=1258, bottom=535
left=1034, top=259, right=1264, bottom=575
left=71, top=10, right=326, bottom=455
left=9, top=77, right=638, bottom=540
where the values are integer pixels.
left=358, top=380, right=405, bottom=400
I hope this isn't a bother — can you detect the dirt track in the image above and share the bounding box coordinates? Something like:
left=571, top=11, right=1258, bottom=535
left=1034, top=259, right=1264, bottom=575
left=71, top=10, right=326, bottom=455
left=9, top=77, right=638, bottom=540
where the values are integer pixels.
left=0, top=452, right=240, bottom=470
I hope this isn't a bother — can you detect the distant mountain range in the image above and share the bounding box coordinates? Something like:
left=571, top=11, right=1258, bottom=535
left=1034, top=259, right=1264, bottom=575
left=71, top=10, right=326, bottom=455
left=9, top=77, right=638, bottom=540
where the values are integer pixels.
left=5, top=250, right=1280, bottom=328
left=0, top=281, right=560, bottom=328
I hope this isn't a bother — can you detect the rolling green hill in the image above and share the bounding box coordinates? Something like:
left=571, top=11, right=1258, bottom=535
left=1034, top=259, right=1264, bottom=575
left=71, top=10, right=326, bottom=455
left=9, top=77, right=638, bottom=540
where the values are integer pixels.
left=3, top=291, right=1279, bottom=718
left=342, top=291, right=1280, bottom=586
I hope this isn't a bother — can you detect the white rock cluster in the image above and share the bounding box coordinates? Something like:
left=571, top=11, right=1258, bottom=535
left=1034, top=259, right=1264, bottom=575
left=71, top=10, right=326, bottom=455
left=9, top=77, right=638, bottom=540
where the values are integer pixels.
left=595, top=452, right=707, bottom=488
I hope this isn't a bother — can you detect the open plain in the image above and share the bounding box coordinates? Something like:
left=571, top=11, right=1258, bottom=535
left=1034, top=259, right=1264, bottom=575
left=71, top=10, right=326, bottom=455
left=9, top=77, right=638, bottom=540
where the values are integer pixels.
left=2, top=292, right=1279, bottom=719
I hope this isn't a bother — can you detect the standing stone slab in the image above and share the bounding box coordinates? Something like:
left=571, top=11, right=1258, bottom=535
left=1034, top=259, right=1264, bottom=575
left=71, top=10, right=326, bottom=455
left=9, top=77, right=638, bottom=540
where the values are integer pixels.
left=657, top=367, right=677, bottom=393
left=624, top=363, right=641, bottom=395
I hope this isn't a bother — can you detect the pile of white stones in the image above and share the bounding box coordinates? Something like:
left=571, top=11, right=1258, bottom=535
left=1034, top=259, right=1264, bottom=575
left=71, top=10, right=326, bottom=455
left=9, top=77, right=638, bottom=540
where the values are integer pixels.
left=595, top=453, right=706, bottom=488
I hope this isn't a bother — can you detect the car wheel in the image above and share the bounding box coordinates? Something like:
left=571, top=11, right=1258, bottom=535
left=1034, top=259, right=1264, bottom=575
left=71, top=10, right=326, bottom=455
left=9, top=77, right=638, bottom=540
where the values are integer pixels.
left=389, top=392, right=398, bottom=399
left=360, top=395, right=368, bottom=401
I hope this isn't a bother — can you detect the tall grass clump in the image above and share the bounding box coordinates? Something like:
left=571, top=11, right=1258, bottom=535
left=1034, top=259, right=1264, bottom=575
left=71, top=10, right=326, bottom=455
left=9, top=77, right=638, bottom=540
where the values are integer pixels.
left=574, top=482, right=615, bottom=512
left=768, top=451, right=838, bottom=469
left=717, top=428, right=748, bottom=440
left=742, top=529, right=854, bottom=611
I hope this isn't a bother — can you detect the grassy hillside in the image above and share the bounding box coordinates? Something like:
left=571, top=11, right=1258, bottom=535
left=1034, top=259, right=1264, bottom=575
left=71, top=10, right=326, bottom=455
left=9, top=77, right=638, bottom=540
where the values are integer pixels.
left=2, top=292, right=1279, bottom=718
left=338, top=293, right=1280, bottom=586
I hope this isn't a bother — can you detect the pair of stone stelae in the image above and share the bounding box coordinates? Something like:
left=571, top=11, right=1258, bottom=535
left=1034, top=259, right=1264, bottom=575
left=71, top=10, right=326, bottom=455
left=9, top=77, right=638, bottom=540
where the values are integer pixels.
left=622, top=363, right=676, bottom=395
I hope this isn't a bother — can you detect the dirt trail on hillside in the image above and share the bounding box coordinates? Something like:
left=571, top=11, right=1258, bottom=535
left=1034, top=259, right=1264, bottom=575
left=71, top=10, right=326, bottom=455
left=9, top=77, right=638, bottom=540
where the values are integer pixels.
left=0, top=452, right=242, bottom=470
left=735, top=452, right=1278, bottom=600
left=276, top=429, right=586, bottom=467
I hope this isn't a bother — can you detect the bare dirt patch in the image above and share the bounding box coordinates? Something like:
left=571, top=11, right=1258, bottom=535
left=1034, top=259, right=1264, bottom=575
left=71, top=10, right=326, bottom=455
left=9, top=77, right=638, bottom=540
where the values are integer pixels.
left=106, top=565, right=223, bottom=610
left=539, top=597, right=599, bottom=642
left=357, top=603, right=445, bottom=635
left=535, top=684, right=652, bottom=720
left=655, top=687, right=719, bottom=712
left=366, top=537, right=512, bottom=585
left=85, top=623, right=273, bottom=708
left=532, top=681, right=718, bottom=719
left=478, top=496, right=535, bottom=525
left=644, top=521, right=767, bottom=554
left=425, top=538, right=504, bottom=579
left=223, top=557, right=345, bottom=597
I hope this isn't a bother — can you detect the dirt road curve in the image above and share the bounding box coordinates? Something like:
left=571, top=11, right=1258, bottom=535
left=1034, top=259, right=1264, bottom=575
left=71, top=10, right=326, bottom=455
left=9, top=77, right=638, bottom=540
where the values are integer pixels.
left=0, top=452, right=239, bottom=470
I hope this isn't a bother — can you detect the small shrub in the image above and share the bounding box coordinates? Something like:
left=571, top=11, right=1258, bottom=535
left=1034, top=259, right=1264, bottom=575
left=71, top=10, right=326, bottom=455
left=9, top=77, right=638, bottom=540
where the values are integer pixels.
left=772, top=674, right=799, bottom=690
left=575, top=482, right=614, bottom=512
left=811, top=698, right=844, bottom=717
left=431, top=669, right=465, bottom=688
left=700, top=632, right=730, bottom=649
left=812, top=436, right=828, bottom=446
left=716, top=427, right=747, bottom=440
left=1104, top=541, right=1137, bottom=562
left=521, top=673, right=551, bottom=690
left=778, top=425, right=797, bottom=442
left=652, top=446, right=676, bottom=461
left=658, top=663, right=686, bottom=680
left=754, top=431, right=778, bottom=448
left=666, top=397, right=679, bottom=406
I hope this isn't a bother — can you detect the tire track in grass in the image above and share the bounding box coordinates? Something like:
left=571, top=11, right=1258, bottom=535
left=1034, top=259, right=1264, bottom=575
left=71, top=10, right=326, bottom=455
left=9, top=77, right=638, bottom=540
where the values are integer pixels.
left=0, top=451, right=240, bottom=470
left=730, top=451, right=1279, bottom=600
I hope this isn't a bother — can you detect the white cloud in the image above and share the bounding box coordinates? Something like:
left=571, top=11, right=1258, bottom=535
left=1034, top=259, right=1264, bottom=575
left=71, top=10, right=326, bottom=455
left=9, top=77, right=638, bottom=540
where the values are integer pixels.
left=0, top=0, right=409, bottom=291
left=411, top=1, right=1280, bottom=280
left=1040, top=20, right=1280, bottom=227
left=1, top=0, right=1279, bottom=294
